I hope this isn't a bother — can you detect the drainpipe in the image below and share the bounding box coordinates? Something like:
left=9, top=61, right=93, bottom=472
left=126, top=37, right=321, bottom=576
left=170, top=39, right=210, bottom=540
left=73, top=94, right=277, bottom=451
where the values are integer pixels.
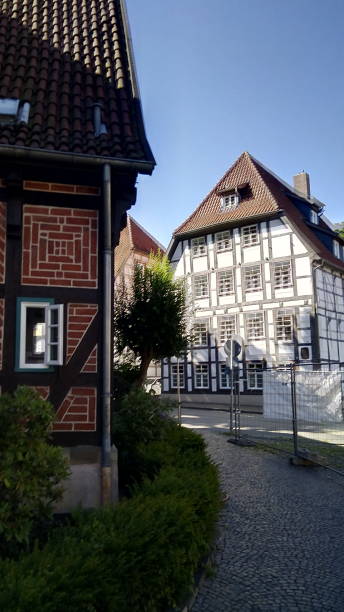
left=102, top=163, right=112, bottom=504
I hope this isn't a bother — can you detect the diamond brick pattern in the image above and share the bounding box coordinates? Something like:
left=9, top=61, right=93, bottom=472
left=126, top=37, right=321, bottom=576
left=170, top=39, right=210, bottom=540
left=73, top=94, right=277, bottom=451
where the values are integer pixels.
left=81, top=345, right=98, bottom=373
left=67, top=303, right=98, bottom=364
left=22, top=205, right=98, bottom=287
left=0, top=0, right=154, bottom=165
left=0, top=202, right=6, bottom=283
left=53, top=387, right=97, bottom=432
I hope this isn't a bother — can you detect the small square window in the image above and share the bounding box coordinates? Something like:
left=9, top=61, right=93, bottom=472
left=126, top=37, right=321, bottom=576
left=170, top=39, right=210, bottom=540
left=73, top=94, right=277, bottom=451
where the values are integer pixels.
left=194, top=274, right=209, bottom=298
left=215, top=230, right=232, bottom=252
left=194, top=364, right=209, bottom=388
left=242, top=224, right=259, bottom=247
left=191, top=237, right=206, bottom=257
left=17, top=299, right=63, bottom=370
left=221, top=193, right=240, bottom=211
left=193, top=321, right=208, bottom=346
left=171, top=363, right=185, bottom=388
left=244, top=265, right=262, bottom=292
left=273, top=261, right=292, bottom=289
left=218, top=269, right=234, bottom=295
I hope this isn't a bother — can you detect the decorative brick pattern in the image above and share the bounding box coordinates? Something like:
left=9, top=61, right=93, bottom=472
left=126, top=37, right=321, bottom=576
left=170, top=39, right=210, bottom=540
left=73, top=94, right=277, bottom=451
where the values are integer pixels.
left=0, top=203, right=6, bottom=284
left=53, top=387, right=97, bottom=432
left=0, top=299, right=4, bottom=370
left=67, top=304, right=98, bottom=363
left=81, top=345, right=98, bottom=373
left=23, top=181, right=100, bottom=196
left=22, top=205, right=98, bottom=288
left=31, top=386, right=50, bottom=401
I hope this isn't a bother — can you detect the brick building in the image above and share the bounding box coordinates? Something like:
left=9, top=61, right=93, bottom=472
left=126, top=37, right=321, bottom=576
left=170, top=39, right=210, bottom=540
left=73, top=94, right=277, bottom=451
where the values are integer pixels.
left=0, top=0, right=155, bottom=507
left=164, top=152, right=344, bottom=409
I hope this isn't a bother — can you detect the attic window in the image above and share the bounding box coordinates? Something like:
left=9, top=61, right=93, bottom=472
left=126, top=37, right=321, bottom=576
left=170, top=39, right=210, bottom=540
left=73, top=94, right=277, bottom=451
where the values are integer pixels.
left=310, top=209, right=318, bottom=224
left=93, top=104, right=108, bottom=137
left=333, top=240, right=340, bottom=259
left=221, top=193, right=240, bottom=211
left=0, top=99, right=30, bottom=124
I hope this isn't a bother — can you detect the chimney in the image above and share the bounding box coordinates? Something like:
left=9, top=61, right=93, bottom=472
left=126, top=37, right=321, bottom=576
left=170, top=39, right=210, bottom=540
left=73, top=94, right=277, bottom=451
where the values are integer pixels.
left=293, top=171, right=310, bottom=199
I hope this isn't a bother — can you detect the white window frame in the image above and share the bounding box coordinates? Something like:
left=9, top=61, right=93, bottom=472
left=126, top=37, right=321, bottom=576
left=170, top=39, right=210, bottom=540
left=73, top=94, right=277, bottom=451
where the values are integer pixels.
left=242, top=224, right=259, bottom=247
left=333, top=240, right=340, bottom=258
left=273, top=260, right=292, bottom=289
left=218, top=315, right=236, bottom=344
left=19, top=301, right=63, bottom=369
left=194, top=363, right=209, bottom=389
left=244, top=264, right=262, bottom=292
left=218, top=269, right=234, bottom=296
left=247, top=362, right=264, bottom=390
left=171, top=363, right=185, bottom=389
left=194, top=274, right=209, bottom=298
left=219, top=363, right=232, bottom=389
left=310, top=209, right=318, bottom=224
left=191, top=236, right=207, bottom=257
left=275, top=309, right=293, bottom=341
left=193, top=321, right=208, bottom=346
left=246, top=312, right=265, bottom=340
left=215, top=230, right=232, bottom=252
left=221, top=193, right=240, bottom=211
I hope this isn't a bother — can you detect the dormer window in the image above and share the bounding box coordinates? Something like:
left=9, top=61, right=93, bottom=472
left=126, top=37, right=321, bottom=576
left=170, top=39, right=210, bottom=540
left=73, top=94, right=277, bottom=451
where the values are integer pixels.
left=333, top=240, right=340, bottom=258
left=310, top=209, right=318, bottom=224
left=93, top=104, right=108, bottom=136
left=221, top=193, right=240, bottom=211
left=0, top=99, right=30, bottom=124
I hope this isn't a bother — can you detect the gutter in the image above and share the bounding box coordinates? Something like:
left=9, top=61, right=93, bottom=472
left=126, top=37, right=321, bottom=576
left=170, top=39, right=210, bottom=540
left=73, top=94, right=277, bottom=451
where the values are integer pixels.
left=101, top=163, right=113, bottom=504
left=0, top=144, right=155, bottom=175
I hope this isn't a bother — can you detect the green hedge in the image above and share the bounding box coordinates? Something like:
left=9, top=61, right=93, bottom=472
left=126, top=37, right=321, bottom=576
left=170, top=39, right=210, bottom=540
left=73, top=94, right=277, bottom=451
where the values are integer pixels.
left=0, top=425, right=221, bottom=612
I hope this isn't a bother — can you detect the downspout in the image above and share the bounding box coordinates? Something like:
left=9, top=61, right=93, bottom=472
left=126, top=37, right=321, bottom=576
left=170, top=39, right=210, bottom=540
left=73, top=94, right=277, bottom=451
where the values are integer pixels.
left=102, top=163, right=113, bottom=504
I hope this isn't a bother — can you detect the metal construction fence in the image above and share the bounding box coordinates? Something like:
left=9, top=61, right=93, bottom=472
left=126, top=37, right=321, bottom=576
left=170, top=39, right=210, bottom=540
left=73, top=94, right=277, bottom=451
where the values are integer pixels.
left=230, top=363, right=344, bottom=473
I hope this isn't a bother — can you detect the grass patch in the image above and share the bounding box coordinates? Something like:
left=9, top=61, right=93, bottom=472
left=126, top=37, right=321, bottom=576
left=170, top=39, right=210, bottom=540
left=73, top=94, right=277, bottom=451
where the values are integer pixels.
left=247, top=437, right=344, bottom=468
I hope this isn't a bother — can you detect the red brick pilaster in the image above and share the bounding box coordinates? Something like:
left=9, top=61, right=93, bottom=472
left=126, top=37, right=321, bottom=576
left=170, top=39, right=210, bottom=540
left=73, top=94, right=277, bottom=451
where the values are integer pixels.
left=53, top=387, right=97, bottom=432
left=67, top=304, right=98, bottom=363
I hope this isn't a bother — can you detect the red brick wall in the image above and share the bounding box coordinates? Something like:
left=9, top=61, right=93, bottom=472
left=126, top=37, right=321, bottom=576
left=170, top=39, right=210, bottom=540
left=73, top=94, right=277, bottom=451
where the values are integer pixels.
left=53, top=387, right=97, bottom=432
left=81, top=345, right=98, bottom=373
left=31, top=386, right=50, bottom=401
left=22, top=205, right=98, bottom=288
left=0, top=202, right=6, bottom=284
left=67, top=303, right=98, bottom=364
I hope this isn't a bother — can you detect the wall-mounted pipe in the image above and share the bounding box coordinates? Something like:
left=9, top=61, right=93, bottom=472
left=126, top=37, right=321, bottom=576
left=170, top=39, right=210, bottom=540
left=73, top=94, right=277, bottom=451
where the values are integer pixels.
left=102, top=163, right=112, bottom=504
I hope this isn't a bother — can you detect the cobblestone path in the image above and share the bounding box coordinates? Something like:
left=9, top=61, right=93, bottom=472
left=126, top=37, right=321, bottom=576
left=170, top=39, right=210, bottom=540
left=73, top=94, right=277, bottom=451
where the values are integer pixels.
left=192, top=431, right=344, bottom=612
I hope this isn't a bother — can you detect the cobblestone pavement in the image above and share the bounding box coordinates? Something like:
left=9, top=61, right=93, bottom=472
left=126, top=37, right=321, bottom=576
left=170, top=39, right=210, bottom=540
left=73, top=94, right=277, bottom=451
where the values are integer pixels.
left=190, top=428, right=344, bottom=612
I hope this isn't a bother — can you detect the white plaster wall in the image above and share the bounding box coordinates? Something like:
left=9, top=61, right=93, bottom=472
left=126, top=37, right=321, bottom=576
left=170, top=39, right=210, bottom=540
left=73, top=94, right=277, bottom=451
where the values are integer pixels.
left=193, top=256, right=208, bottom=272
left=243, top=245, right=261, bottom=263
left=173, top=257, right=184, bottom=277
left=245, top=290, right=264, bottom=302
left=171, top=243, right=182, bottom=261
left=292, top=234, right=308, bottom=255
left=271, top=234, right=291, bottom=258
left=275, top=288, right=294, bottom=299
left=217, top=251, right=233, bottom=268
left=296, top=278, right=312, bottom=295
left=270, top=218, right=290, bottom=235
left=193, top=349, right=209, bottom=362
left=295, top=256, right=311, bottom=277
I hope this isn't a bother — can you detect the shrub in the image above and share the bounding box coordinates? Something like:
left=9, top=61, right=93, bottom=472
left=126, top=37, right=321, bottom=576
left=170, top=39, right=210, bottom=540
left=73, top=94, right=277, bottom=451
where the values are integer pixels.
left=113, top=361, right=140, bottom=401
left=0, top=387, right=69, bottom=556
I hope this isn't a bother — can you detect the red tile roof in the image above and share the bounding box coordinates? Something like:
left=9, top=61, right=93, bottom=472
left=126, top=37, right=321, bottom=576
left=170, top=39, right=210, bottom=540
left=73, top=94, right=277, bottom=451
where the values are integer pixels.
left=127, top=215, right=165, bottom=255
left=173, top=152, right=344, bottom=272
left=0, top=0, right=154, bottom=166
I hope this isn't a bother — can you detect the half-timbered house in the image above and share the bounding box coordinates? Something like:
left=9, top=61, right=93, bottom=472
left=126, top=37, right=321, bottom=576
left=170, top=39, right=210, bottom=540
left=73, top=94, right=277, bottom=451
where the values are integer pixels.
left=0, top=0, right=155, bottom=507
left=164, top=152, right=344, bottom=409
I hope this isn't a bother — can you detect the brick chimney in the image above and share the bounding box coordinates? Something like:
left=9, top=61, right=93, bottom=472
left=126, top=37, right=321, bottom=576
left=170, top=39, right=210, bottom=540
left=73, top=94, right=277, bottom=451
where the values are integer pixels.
left=293, top=172, right=310, bottom=199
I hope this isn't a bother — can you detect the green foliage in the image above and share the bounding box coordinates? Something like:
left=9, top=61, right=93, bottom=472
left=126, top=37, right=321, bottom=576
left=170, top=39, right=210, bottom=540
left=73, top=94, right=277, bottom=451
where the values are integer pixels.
left=113, top=361, right=141, bottom=402
left=0, top=423, right=221, bottom=612
left=114, top=251, right=190, bottom=385
left=0, top=387, right=69, bottom=555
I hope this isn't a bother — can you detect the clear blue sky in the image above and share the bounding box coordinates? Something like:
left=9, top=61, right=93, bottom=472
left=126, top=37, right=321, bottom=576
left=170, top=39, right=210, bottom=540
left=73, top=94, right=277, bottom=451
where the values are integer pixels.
left=126, top=0, right=344, bottom=248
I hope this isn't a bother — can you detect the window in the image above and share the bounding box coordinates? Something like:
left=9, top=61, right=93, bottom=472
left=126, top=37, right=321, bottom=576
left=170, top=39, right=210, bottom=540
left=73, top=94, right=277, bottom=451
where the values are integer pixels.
left=193, top=321, right=208, bottom=346
left=246, top=312, right=264, bottom=340
left=310, top=209, right=318, bottom=224
left=219, top=315, right=236, bottom=344
left=219, top=363, right=231, bottom=389
left=273, top=261, right=292, bottom=288
left=244, top=265, right=262, bottom=292
left=194, top=274, right=209, bottom=298
left=276, top=310, right=293, bottom=341
left=221, top=193, right=240, bottom=211
left=17, top=300, right=63, bottom=369
left=191, top=236, right=206, bottom=257
left=215, top=230, right=232, bottom=251
left=333, top=240, right=340, bottom=258
left=0, top=98, right=30, bottom=124
left=247, top=362, right=263, bottom=390
left=218, top=269, right=234, bottom=295
left=171, top=363, right=185, bottom=388
left=194, top=363, right=209, bottom=388
left=242, top=224, right=259, bottom=246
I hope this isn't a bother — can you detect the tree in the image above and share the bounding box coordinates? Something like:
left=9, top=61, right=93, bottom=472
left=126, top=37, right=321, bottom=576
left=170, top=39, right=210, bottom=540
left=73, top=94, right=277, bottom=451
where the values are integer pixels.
left=114, top=252, right=190, bottom=386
